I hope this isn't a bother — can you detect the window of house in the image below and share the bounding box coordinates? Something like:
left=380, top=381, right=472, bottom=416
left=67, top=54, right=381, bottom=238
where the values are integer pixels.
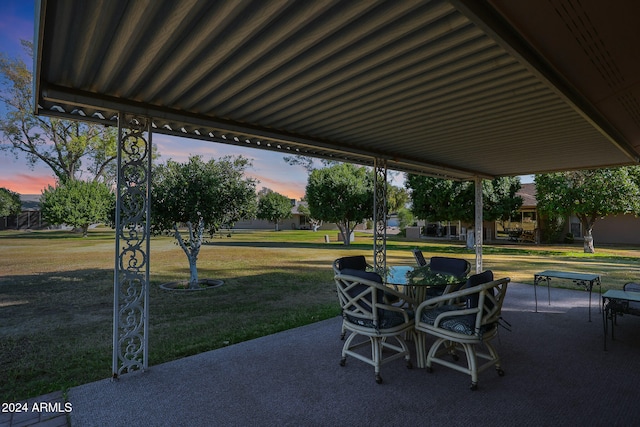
left=570, top=221, right=582, bottom=238
left=495, top=210, right=537, bottom=240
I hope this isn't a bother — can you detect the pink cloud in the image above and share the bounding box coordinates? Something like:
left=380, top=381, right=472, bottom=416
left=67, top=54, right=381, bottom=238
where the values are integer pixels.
left=249, top=173, right=305, bottom=200
left=0, top=173, right=55, bottom=194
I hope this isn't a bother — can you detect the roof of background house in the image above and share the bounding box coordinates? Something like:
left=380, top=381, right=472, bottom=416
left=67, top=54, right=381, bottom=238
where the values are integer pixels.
left=517, top=183, right=537, bottom=208
left=291, top=200, right=307, bottom=215
left=19, top=194, right=41, bottom=211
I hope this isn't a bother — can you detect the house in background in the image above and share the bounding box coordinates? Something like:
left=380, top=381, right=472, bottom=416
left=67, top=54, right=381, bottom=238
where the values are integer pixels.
left=0, top=194, right=48, bottom=230
left=412, top=181, right=640, bottom=246
left=589, top=214, right=640, bottom=245
left=494, top=183, right=538, bottom=243
left=233, top=200, right=362, bottom=232
left=411, top=184, right=539, bottom=243
left=493, top=183, right=640, bottom=245
left=233, top=199, right=306, bottom=230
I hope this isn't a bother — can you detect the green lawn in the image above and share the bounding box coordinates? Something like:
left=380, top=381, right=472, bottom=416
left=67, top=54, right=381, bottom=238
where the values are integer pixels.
left=1, top=228, right=639, bottom=401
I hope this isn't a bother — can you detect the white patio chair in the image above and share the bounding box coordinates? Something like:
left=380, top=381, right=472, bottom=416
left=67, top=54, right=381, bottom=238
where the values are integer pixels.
left=415, top=270, right=510, bottom=390
left=335, top=270, right=415, bottom=384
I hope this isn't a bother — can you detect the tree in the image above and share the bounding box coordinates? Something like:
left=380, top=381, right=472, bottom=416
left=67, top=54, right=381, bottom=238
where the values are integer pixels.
left=386, top=184, right=410, bottom=214
left=535, top=168, right=640, bottom=253
left=0, top=187, right=21, bottom=217
left=40, top=180, right=115, bottom=236
left=256, top=190, right=292, bottom=231
left=296, top=202, right=322, bottom=230
left=407, top=175, right=469, bottom=223
left=0, top=41, right=121, bottom=184
left=397, top=207, right=415, bottom=229
left=407, top=175, right=522, bottom=224
left=284, top=155, right=407, bottom=213
left=151, top=155, right=257, bottom=288
left=407, top=175, right=522, bottom=248
left=282, top=155, right=337, bottom=173
left=306, top=163, right=373, bottom=245
left=482, top=177, right=524, bottom=222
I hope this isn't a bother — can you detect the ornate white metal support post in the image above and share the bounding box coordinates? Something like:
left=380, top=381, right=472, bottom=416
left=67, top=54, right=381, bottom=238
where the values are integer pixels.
left=373, top=158, right=388, bottom=275
left=474, top=176, right=483, bottom=274
left=112, top=114, right=152, bottom=379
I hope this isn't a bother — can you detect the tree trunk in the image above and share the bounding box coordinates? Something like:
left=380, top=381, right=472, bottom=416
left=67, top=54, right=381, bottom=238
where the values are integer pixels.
left=580, top=216, right=596, bottom=254
left=188, top=255, right=199, bottom=289
left=173, top=219, right=204, bottom=289
left=338, top=222, right=350, bottom=245
left=583, top=231, right=595, bottom=253
left=465, top=224, right=475, bottom=250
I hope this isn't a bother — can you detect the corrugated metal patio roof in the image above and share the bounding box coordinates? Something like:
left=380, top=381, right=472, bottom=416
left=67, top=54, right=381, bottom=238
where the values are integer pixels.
left=33, top=0, right=640, bottom=180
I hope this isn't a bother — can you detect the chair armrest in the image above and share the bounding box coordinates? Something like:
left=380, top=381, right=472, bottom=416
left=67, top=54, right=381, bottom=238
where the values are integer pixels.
left=415, top=277, right=509, bottom=321
left=377, top=301, right=414, bottom=323
left=423, top=306, right=479, bottom=328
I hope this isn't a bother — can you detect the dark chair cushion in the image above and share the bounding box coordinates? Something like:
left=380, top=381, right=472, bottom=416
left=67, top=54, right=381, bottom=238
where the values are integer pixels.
left=346, top=309, right=414, bottom=329
left=429, top=257, right=469, bottom=277
left=420, top=304, right=460, bottom=323
left=465, top=270, right=494, bottom=310
left=420, top=305, right=494, bottom=336
left=340, top=268, right=383, bottom=313
left=337, top=256, right=368, bottom=271
left=340, top=269, right=409, bottom=327
left=341, top=267, right=402, bottom=305
left=340, top=268, right=400, bottom=304
left=340, top=268, right=382, bottom=283
left=420, top=305, right=475, bottom=335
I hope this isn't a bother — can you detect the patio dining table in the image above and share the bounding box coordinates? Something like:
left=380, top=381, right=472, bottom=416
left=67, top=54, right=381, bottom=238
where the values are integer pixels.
left=385, top=265, right=467, bottom=305
left=385, top=265, right=467, bottom=368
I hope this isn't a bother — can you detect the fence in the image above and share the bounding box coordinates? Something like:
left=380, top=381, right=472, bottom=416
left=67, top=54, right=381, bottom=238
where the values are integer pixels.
left=0, top=210, right=49, bottom=230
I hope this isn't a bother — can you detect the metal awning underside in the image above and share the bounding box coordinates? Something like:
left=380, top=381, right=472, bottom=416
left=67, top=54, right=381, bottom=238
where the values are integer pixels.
left=34, top=0, right=640, bottom=180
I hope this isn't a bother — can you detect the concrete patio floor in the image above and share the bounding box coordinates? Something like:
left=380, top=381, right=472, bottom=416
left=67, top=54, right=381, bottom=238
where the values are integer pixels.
left=4, top=282, right=640, bottom=426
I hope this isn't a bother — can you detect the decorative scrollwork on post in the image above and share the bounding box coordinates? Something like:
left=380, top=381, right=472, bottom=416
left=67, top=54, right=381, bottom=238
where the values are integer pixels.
left=474, top=176, right=483, bottom=274
left=373, top=158, right=387, bottom=275
left=113, top=114, right=152, bottom=379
